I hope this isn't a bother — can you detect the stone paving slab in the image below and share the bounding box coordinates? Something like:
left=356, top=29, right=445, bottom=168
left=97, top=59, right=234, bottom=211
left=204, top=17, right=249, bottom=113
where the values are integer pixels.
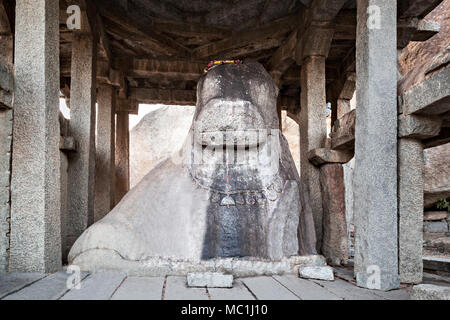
left=3, top=271, right=88, bottom=300
left=111, top=277, right=165, bottom=300
left=0, top=273, right=46, bottom=299
left=241, top=277, right=299, bottom=300
left=164, top=276, right=209, bottom=300
left=208, top=281, right=255, bottom=300
left=273, top=275, right=342, bottom=300
left=60, top=271, right=126, bottom=300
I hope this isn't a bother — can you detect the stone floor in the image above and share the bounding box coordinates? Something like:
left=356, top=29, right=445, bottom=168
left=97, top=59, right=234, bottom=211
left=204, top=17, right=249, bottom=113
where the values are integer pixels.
left=5, top=266, right=445, bottom=300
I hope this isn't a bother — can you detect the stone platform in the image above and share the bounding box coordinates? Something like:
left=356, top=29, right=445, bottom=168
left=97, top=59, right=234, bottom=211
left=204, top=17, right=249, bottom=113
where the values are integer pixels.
left=0, top=267, right=422, bottom=300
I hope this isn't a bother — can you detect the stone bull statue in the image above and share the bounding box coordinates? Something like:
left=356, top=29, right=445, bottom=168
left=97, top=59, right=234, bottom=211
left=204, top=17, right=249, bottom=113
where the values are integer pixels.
left=69, top=60, right=317, bottom=271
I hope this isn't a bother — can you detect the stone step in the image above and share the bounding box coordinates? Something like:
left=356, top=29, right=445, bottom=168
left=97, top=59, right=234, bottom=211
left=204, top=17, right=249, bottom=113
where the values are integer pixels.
left=424, top=221, right=449, bottom=233
left=423, top=257, right=450, bottom=273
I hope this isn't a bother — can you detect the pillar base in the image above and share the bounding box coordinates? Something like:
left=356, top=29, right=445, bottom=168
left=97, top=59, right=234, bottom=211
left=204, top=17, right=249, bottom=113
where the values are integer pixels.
left=356, top=272, right=400, bottom=291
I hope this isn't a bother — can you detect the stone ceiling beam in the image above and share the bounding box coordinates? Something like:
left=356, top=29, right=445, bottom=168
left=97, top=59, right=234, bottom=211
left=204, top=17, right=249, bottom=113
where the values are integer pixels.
left=398, top=0, right=444, bottom=18
left=310, top=0, right=348, bottom=21
left=399, top=66, right=450, bottom=116
left=151, top=18, right=231, bottom=39
left=398, top=17, right=441, bottom=49
left=96, top=13, right=113, bottom=63
left=129, top=88, right=196, bottom=106
left=295, top=0, right=347, bottom=63
left=99, top=4, right=191, bottom=57
left=113, top=58, right=206, bottom=81
left=116, top=98, right=139, bottom=115
left=0, top=0, right=11, bottom=35
left=192, top=14, right=299, bottom=59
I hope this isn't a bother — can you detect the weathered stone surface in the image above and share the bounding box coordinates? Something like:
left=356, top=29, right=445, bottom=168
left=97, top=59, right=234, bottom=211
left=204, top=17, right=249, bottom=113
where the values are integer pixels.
left=299, top=266, right=334, bottom=281
left=308, top=148, right=353, bottom=166
left=398, top=139, right=424, bottom=284
left=130, top=106, right=195, bottom=187
left=187, top=272, right=233, bottom=288
left=94, top=86, right=116, bottom=222
left=9, top=0, right=61, bottom=273
left=0, top=64, right=13, bottom=93
left=398, top=115, right=442, bottom=139
left=320, top=164, right=348, bottom=266
left=298, top=55, right=327, bottom=251
left=330, top=109, right=355, bottom=151
left=60, top=150, right=70, bottom=262
left=354, top=0, right=400, bottom=291
left=67, top=33, right=97, bottom=248
left=0, top=109, right=12, bottom=272
left=69, top=61, right=317, bottom=273
left=400, top=66, right=450, bottom=116
left=424, top=236, right=450, bottom=253
left=59, top=136, right=76, bottom=151
left=0, top=65, right=13, bottom=109
left=399, top=1, right=450, bottom=92
left=411, top=284, right=450, bottom=300
left=343, top=158, right=355, bottom=258
left=129, top=108, right=301, bottom=188
left=0, top=89, right=12, bottom=109
left=115, top=112, right=130, bottom=204
left=424, top=211, right=449, bottom=221
left=424, top=143, right=450, bottom=209
left=424, top=221, right=449, bottom=233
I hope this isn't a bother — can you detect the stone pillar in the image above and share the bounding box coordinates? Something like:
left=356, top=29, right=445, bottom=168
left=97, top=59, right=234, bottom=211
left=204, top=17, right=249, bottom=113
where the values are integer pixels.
left=320, top=163, right=348, bottom=266
left=9, top=0, right=61, bottom=272
left=398, top=138, right=424, bottom=284
left=94, top=85, right=116, bottom=221
left=0, top=15, right=13, bottom=273
left=115, top=112, right=130, bottom=204
left=271, top=71, right=283, bottom=130
left=354, top=0, right=399, bottom=290
left=299, top=56, right=327, bottom=251
left=67, top=34, right=97, bottom=246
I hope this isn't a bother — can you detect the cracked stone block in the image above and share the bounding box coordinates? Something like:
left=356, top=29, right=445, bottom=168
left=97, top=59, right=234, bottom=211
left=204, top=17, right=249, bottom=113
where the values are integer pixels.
left=298, top=266, right=334, bottom=281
